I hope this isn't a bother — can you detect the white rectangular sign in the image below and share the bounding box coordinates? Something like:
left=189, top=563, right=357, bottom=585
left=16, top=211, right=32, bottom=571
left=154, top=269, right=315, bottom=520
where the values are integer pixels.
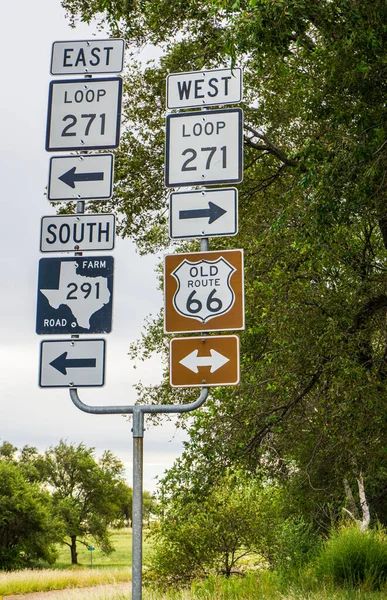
left=51, top=39, right=125, bottom=75
left=48, top=154, right=114, bottom=201
left=40, top=214, right=115, bottom=252
left=46, top=77, right=122, bottom=151
left=167, top=67, right=242, bottom=109
left=165, top=108, right=243, bottom=187
left=39, top=339, right=106, bottom=387
left=169, top=188, right=238, bottom=239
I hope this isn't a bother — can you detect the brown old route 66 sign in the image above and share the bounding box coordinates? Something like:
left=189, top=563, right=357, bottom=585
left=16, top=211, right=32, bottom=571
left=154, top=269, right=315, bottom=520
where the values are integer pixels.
left=164, top=249, right=244, bottom=334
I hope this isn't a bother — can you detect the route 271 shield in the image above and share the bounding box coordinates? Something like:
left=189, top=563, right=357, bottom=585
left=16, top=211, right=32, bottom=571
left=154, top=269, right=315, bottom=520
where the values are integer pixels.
left=164, top=249, right=244, bottom=334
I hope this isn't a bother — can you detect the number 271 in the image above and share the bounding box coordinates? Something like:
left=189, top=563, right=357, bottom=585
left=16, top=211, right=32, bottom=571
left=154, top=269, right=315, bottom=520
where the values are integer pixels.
left=181, top=146, right=227, bottom=171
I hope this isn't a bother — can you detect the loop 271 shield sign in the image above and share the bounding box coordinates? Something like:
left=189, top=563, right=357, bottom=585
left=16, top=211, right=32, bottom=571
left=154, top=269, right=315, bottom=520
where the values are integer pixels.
left=164, top=249, right=244, bottom=334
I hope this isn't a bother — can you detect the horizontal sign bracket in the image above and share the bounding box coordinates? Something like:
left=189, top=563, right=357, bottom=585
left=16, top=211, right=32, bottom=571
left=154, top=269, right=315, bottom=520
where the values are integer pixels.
left=69, top=387, right=209, bottom=422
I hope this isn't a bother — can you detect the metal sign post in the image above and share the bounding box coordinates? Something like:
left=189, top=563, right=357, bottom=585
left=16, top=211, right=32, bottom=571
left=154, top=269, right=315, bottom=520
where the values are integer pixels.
left=68, top=385, right=209, bottom=599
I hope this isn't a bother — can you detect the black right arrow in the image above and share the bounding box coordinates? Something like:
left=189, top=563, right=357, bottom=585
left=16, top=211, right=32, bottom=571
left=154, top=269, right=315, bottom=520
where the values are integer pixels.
left=50, top=352, right=96, bottom=375
left=179, top=201, right=227, bottom=225
left=59, top=167, right=104, bottom=189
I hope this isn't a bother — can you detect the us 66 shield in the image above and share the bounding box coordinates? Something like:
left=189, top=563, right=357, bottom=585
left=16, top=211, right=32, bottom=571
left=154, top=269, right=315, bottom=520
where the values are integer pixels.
left=165, top=108, right=243, bottom=187
left=164, top=249, right=244, bottom=334
left=46, top=77, right=122, bottom=151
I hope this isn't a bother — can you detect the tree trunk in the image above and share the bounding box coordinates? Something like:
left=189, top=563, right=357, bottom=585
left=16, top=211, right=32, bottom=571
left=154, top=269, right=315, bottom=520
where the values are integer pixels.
left=70, top=535, right=78, bottom=565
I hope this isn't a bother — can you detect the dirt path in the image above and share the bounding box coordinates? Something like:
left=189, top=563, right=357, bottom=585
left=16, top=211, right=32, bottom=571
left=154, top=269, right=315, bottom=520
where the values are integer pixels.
left=3, top=581, right=132, bottom=599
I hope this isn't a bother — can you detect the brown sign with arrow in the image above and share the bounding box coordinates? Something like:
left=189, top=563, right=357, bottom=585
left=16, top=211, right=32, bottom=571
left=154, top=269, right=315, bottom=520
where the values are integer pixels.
left=170, top=335, right=240, bottom=387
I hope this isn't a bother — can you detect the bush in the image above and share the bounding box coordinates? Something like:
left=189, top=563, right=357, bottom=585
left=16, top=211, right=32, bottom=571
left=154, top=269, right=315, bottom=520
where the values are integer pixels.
left=271, top=516, right=321, bottom=578
left=315, top=524, right=387, bottom=589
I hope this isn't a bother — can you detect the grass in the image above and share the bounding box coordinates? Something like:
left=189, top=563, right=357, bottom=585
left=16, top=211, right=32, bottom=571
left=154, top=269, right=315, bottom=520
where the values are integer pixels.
left=1, top=529, right=387, bottom=599
left=2, top=571, right=387, bottom=599
left=54, top=529, right=137, bottom=569
left=0, top=567, right=131, bottom=597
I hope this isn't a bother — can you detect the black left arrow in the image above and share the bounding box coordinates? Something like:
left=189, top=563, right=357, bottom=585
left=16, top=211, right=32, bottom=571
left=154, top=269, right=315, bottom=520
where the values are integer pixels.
left=58, top=167, right=104, bottom=189
left=49, top=352, right=96, bottom=375
left=179, top=201, right=227, bottom=225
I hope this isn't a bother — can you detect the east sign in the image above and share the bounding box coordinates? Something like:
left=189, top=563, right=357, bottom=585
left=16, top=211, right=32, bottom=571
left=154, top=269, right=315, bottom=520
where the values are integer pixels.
left=50, top=39, right=125, bottom=75
left=164, top=249, right=244, bottom=334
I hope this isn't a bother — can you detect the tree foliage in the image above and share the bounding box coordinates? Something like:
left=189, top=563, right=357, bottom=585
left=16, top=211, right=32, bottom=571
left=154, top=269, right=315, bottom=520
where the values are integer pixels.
left=60, top=0, right=387, bottom=529
left=148, top=472, right=279, bottom=585
left=41, top=441, right=127, bottom=564
left=0, top=460, right=61, bottom=569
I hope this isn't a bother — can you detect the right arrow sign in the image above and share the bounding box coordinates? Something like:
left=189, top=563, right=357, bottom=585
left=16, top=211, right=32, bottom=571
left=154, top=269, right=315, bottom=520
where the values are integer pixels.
left=170, top=335, right=239, bottom=387
left=169, top=188, right=238, bottom=239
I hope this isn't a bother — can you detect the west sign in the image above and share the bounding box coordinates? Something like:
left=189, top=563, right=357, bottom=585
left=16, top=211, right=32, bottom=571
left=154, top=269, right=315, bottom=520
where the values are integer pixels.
left=166, top=67, right=242, bottom=109
left=164, top=249, right=244, bottom=334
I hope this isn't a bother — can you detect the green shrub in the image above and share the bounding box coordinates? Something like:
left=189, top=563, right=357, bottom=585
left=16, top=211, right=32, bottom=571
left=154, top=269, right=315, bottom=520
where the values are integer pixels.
left=271, top=516, right=321, bottom=578
left=315, top=524, right=387, bottom=589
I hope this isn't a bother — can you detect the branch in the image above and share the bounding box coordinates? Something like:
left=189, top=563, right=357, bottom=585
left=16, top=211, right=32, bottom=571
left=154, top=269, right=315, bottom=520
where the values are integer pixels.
left=352, top=295, right=387, bottom=331
left=357, top=473, right=370, bottom=531
left=243, top=363, right=325, bottom=454
left=244, top=124, right=299, bottom=167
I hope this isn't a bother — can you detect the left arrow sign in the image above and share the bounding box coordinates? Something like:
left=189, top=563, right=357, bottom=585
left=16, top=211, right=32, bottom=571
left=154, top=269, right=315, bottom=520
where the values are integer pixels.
left=39, top=339, right=105, bottom=388
left=59, top=167, right=104, bottom=189
left=48, top=154, right=114, bottom=201
left=50, top=352, right=97, bottom=375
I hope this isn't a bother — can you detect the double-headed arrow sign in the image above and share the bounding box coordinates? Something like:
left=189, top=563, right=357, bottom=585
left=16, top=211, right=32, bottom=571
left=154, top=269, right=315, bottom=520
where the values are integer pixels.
left=48, top=154, right=114, bottom=201
left=170, top=335, right=239, bottom=387
left=169, top=188, right=238, bottom=239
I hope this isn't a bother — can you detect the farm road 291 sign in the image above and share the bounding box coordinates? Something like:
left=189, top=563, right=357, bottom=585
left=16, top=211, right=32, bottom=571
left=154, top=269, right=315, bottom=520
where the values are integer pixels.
left=36, top=256, right=114, bottom=335
left=164, top=249, right=244, bottom=334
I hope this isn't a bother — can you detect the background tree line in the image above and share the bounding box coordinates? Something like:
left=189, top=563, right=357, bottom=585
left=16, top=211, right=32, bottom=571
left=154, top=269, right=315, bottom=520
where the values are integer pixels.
left=56, top=0, right=387, bottom=584
left=0, top=440, right=155, bottom=569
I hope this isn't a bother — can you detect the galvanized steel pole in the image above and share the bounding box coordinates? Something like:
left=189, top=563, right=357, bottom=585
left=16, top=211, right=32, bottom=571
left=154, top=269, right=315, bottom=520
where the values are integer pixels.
left=69, top=386, right=209, bottom=600
left=132, top=408, right=144, bottom=600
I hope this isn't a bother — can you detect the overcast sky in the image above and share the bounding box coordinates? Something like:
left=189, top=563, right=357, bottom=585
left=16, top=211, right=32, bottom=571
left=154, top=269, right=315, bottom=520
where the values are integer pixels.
left=0, top=0, right=187, bottom=491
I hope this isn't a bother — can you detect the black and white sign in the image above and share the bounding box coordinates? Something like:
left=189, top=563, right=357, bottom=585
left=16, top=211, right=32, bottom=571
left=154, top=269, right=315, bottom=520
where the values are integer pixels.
left=48, top=154, right=114, bottom=201
left=167, top=67, right=242, bottom=109
left=51, top=39, right=125, bottom=75
left=165, top=108, right=243, bottom=187
left=169, top=188, right=238, bottom=239
left=39, top=339, right=106, bottom=387
left=40, top=214, right=115, bottom=253
left=172, top=257, right=236, bottom=324
left=46, top=77, right=122, bottom=151
left=36, top=256, right=114, bottom=334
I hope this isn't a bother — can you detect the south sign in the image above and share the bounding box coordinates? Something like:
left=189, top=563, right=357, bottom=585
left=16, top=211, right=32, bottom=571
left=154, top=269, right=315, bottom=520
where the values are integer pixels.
left=164, top=249, right=244, bottom=334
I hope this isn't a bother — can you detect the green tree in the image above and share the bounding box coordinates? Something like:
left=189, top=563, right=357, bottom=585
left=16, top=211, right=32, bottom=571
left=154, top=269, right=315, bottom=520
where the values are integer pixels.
left=149, top=472, right=278, bottom=585
left=0, top=461, right=61, bottom=569
left=42, top=440, right=126, bottom=564
left=61, top=0, right=387, bottom=528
